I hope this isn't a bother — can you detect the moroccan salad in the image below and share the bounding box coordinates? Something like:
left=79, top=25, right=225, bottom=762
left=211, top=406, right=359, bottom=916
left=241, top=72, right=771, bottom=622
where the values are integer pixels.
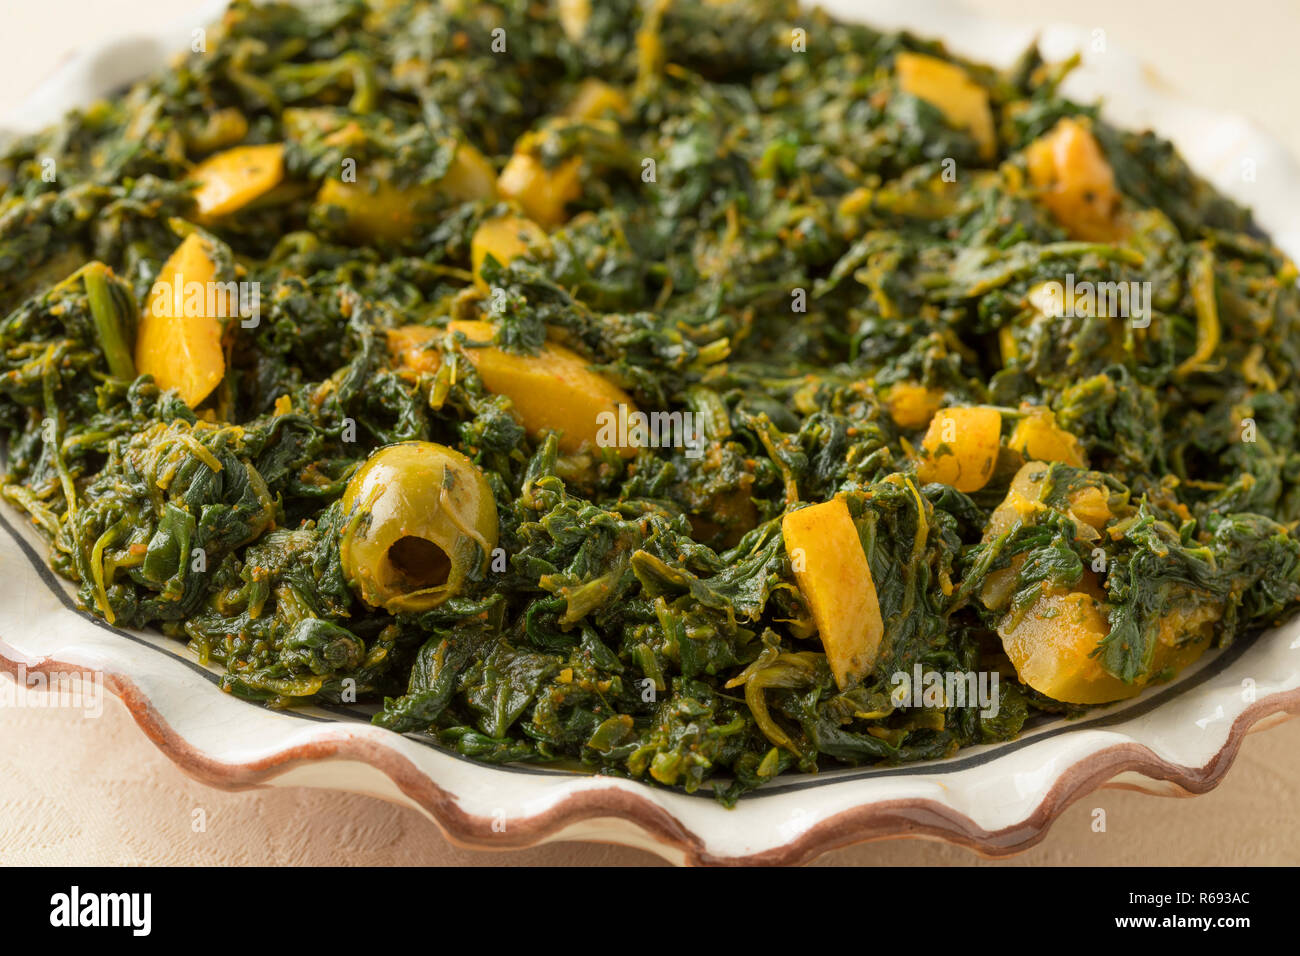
left=2, top=0, right=1299, bottom=802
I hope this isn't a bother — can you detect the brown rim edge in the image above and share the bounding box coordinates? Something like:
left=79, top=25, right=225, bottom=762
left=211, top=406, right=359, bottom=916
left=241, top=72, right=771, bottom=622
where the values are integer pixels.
left=3, top=647, right=1297, bottom=866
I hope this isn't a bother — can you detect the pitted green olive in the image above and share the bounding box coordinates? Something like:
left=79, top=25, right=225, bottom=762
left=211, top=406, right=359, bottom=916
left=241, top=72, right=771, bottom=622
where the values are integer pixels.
left=340, top=442, right=498, bottom=613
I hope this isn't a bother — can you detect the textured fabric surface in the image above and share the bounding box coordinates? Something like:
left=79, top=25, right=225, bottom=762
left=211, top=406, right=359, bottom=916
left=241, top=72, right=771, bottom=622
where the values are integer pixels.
left=2, top=0, right=1299, bottom=866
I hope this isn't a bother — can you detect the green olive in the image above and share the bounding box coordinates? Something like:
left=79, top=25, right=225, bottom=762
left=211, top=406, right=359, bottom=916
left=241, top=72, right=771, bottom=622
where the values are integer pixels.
left=339, top=441, right=498, bottom=613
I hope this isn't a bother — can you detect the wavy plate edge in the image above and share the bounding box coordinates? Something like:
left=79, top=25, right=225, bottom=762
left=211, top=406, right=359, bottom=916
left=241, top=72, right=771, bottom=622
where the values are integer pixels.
left=2, top=641, right=1297, bottom=866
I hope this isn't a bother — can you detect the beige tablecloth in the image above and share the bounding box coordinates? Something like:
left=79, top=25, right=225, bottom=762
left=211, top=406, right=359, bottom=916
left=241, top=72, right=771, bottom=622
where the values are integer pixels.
left=3, top=0, right=1299, bottom=866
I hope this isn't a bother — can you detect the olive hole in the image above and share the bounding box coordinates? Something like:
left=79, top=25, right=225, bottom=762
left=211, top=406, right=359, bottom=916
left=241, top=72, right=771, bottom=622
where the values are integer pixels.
left=387, top=536, right=452, bottom=590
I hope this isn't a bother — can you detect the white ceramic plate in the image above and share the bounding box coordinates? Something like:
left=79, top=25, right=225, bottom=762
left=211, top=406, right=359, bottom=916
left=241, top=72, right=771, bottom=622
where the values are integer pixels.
left=2, top=0, right=1298, bottom=865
